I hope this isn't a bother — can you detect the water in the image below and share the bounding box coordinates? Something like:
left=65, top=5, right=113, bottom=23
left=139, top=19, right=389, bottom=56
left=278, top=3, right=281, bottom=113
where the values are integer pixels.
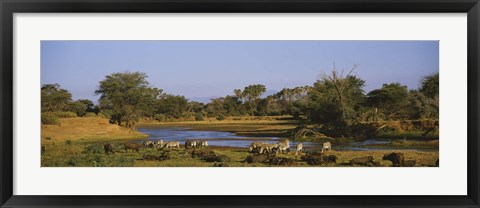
left=136, top=126, right=432, bottom=151
left=137, top=126, right=318, bottom=148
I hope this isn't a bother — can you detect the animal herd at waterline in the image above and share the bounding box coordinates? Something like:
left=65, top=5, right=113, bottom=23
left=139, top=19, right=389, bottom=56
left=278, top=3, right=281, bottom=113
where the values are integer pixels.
left=99, top=138, right=429, bottom=167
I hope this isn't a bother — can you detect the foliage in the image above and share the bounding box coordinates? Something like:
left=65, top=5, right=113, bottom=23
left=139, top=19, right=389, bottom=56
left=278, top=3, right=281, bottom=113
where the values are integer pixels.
left=406, top=90, right=439, bottom=119
left=95, top=71, right=161, bottom=129
left=69, top=99, right=94, bottom=116
left=41, top=84, right=72, bottom=112
left=194, top=113, right=204, bottom=121
left=154, top=114, right=166, bottom=122
left=366, top=83, right=410, bottom=120
left=234, top=84, right=266, bottom=115
left=156, top=94, right=189, bottom=119
left=41, top=112, right=61, bottom=125
left=82, top=144, right=103, bottom=154
left=420, top=73, right=439, bottom=99
left=307, top=66, right=366, bottom=125
left=216, top=114, right=226, bottom=120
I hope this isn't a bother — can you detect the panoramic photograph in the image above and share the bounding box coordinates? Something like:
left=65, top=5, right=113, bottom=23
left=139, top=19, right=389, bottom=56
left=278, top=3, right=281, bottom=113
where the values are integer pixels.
left=41, top=41, right=439, bottom=167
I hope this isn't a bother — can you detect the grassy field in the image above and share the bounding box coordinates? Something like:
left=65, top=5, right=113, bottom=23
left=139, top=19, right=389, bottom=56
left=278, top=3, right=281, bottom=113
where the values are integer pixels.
left=41, top=116, right=439, bottom=167
left=41, top=117, right=148, bottom=142
left=41, top=142, right=439, bottom=167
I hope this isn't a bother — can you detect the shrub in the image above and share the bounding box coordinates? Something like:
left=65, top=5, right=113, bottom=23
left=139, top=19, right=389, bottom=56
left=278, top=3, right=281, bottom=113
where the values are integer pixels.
left=216, top=114, right=225, bottom=121
left=195, top=113, right=204, bottom=121
left=82, top=144, right=103, bottom=154
left=154, top=114, right=166, bottom=122
left=98, top=112, right=110, bottom=119
left=45, top=137, right=52, bottom=140
left=65, top=140, right=72, bottom=145
left=41, top=112, right=60, bottom=125
left=84, top=112, right=97, bottom=117
left=67, top=156, right=79, bottom=166
left=53, top=111, right=77, bottom=118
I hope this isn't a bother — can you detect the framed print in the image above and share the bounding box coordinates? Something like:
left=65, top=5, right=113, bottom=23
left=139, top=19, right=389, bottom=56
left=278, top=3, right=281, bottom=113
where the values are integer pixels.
left=1, top=0, right=479, bottom=207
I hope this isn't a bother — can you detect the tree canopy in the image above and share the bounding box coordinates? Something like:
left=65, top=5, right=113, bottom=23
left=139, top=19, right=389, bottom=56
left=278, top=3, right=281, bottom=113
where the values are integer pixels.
left=95, top=72, right=161, bottom=129
left=41, top=84, right=73, bottom=112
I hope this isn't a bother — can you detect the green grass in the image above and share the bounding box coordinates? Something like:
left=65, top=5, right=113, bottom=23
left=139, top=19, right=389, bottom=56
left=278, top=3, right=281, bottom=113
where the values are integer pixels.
left=41, top=141, right=439, bottom=167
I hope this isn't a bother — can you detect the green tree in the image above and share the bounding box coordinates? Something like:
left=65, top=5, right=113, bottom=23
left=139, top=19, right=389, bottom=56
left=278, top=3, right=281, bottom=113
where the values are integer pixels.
left=156, top=94, right=189, bottom=119
left=223, top=95, right=242, bottom=116
left=419, top=73, right=439, bottom=99
left=366, top=82, right=410, bottom=120
left=68, top=99, right=94, bottom=116
left=205, top=98, right=226, bottom=117
left=95, top=72, right=160, bottom=129
left=41, top=84, right=72, bottom=112
left=308, top=66, right=365, bottom=124
left=239, top=84, right=266, bottom=115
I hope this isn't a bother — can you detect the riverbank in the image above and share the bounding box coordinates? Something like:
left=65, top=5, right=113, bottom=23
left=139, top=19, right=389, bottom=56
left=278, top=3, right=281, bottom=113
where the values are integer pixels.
left=138, top=116, right=299, bottom=138
left=41, top=143, right=439, bottom=167
left=41, top=117, right=148, bottom=143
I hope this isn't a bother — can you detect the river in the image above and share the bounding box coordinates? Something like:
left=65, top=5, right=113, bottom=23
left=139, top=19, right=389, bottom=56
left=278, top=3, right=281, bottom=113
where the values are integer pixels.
left=136, top=126, right=434, bottom=151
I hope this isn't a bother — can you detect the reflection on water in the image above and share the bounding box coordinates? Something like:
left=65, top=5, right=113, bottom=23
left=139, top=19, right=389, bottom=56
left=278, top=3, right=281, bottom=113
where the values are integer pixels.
left=136, top=126, right=433, bottom=151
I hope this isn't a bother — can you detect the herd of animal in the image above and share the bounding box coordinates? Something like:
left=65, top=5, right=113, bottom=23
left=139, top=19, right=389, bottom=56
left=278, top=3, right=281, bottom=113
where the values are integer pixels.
left=248, top=140, right=332, bottom=156
left=100, top=138, right=436, bottom=167
left=103, top=139, right=209, bottom=154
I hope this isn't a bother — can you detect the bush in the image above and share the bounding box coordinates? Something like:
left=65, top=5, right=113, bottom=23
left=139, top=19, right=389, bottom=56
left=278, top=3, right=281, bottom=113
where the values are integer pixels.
left=98, top=111, right=110, bottom=119
left=216, top=114, right=225, bottom=120
left=41, top=112, right=60, bottom=125
left=154, top=114, right=166, bottom=122
left=67, top=156, right=79, bottom=166
left=82, top=144, right=103, bottom=154
left=195, top=113, right=204, bottom=121
left=65, top=140, right=72, bottom=145
left=84, top=112, right=97, bottom=117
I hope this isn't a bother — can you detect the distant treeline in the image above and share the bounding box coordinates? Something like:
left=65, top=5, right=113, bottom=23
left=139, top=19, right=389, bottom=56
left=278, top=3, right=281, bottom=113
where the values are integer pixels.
left=41, top=67, right=438, bottom=130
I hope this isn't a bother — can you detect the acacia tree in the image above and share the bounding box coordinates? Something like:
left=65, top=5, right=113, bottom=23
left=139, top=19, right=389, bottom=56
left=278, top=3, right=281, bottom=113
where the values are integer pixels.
left=308, top=65, right=365, bottom=124
left=420, top=72, right=439, bottom=99
left=240, top=84, right=266, bottom=116
left=366, top=82, right=410, bottom=120
left=41, top=83, right=72, bottom=112
left=95, top=72, right=160, bottom=129
left=68, top=99, right=94, bottom=116
left=320, top=65, right=365, bottom=122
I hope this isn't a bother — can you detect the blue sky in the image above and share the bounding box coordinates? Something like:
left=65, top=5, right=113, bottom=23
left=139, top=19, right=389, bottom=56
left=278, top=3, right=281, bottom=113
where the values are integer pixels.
left=41, top=41, right=439, bottom=103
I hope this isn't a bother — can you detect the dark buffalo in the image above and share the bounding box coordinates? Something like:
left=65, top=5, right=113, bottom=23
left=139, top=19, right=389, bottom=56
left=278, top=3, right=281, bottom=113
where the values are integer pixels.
left=383, top=153, right=405, bottom=167
left=203, top=154, right=231, bottom=162
left=349, top=156, right=380, bottom=166
left=268, top=157, right=296, bottom=166
left=103, top=143, right=115, bottom=155
left=245, top=154, right=270, bottom=163
left=124, top=143, right=142, bottom=153
left=301, top=154, right=337, bottom=166
left=158, top=151, right=171, bottom=161
left=191, top=150, right=216, bottom=159
left=142, top=154, right=158, bottom=161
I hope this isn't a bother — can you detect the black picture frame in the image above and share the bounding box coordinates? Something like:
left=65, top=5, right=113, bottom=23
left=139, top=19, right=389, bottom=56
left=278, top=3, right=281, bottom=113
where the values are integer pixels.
left=1, top=0, right=479, bottom=207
